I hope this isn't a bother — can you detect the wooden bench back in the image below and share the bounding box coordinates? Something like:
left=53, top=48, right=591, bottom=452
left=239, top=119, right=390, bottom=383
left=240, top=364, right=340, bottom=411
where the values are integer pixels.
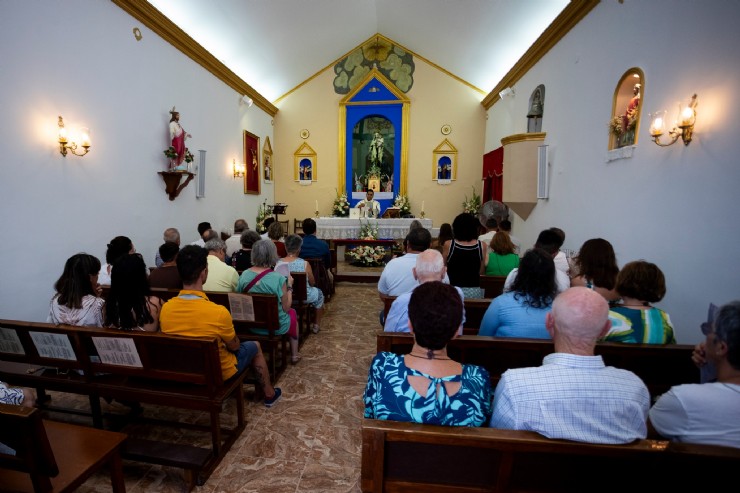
left=376, top=332, right=698, bottom=399
left=380, top=296, right=491, bottom=334
left=0, top=404, right=58, bottom=487
left=290, top=272, right=308, bottom=303
left=361, top=419, right=740, bottom=492
left=479, top=274, right=507, bottom=298
left=205, top=292, right=282, bottom=335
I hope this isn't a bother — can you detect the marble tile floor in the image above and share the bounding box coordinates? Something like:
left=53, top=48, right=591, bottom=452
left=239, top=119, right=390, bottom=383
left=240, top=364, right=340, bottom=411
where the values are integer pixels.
left=46, top=283, right=382, bottom=493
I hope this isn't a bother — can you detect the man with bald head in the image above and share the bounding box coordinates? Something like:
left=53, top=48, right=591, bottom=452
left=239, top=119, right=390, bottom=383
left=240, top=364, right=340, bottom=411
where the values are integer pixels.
left=384, top=249, right=465, bottom=334
left=489, top=287, right=650, bottom=444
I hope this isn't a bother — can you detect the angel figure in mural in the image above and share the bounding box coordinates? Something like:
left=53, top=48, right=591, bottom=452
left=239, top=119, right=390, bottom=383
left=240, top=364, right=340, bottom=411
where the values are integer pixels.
left=384, top=174, right=393, bottom=192
left=355, top=173, right=364, bottom=192
left=169, top=107, right=192, bottom=170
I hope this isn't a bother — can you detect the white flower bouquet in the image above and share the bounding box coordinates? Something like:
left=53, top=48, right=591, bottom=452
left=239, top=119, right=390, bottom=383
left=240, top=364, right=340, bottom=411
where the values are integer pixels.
left=393, top=194, right=411, bottom=216
left=347, top=245, right=386, bottom=266
left=332, top=191, right=350, bottom=217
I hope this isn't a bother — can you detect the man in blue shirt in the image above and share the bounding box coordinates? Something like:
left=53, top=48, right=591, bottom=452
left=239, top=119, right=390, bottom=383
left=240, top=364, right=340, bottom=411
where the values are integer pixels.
left=298, top=218, right=330, bottom=268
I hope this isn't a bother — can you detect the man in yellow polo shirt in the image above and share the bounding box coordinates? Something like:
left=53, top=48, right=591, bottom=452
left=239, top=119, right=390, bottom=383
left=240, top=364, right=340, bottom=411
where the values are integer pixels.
left=160, top=245, right=282, bottom=407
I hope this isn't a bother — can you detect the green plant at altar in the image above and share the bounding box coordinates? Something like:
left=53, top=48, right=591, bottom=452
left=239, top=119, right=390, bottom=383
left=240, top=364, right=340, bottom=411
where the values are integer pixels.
left=332, top=190, right=350, bottom=217
left=462, top=186, right=482, bottom=214
left=393, top=194, right=411, bottom=216
left=347, top=245, right=386, bottom=267
left=256, top=200, right=271, bottom=233
left=358, top=220, right=379, bottom=240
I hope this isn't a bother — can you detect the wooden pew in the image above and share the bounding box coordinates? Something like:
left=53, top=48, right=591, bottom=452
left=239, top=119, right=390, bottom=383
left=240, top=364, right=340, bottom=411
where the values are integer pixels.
left=361, top=418, right=740, bottom=492
left=479, top=274, right=507, bottom=298
left=289, top=271, right=315, bottom=343
left=0, top=403, right=128, bottom=493
left=205, top=292, right=289, bottom=380
left=376, top=332, right=698, bottom=400
left=0, top=320, right=248, bottom=489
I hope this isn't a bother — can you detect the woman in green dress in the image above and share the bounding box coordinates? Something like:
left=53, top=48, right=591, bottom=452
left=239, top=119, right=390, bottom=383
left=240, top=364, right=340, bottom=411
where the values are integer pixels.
left=484, top=231, right=519, bottom=277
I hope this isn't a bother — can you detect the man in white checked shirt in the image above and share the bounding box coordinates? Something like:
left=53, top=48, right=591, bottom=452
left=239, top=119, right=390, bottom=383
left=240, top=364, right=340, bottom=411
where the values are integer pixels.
left=489, top=287, right=650, bottom=444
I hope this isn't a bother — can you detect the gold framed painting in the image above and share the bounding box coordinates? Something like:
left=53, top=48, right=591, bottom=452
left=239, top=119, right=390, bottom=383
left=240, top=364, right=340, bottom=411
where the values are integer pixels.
left=243, top=130, right=260, bottom=194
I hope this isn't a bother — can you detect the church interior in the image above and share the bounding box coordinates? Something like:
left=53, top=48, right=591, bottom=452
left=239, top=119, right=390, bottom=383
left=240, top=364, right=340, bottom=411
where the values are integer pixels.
left=2, top=0, right=740, bottom=490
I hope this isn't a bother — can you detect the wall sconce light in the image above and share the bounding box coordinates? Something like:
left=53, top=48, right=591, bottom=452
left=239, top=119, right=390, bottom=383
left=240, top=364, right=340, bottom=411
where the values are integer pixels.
left=58, top=116, right=91, bottom=157
left=499, top=87, right=515, bottom=99
left=240, top=95, right=253, bottom=107
left=232, top=158, right=245, bottom=179
left=649, top=94, right=697, bottom=147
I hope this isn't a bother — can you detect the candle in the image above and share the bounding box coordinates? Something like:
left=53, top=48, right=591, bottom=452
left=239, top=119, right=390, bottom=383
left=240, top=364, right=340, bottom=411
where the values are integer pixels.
left=421, top=201, right=425, bottom=213
left=315, top=200, right=318, bottom=211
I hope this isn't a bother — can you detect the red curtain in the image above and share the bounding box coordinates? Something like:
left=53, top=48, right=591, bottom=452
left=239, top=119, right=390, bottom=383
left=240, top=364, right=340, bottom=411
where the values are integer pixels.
left=482, top=146, right=503, bottom=202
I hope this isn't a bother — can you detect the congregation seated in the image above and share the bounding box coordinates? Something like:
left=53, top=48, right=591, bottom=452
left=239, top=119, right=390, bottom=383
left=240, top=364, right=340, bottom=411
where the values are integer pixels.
left=479, top=249, right=556, bottom=339
left=477, top=217, right=498, bottom=244
left=498, top=219, right=521, bottom=254
left=159, top=245, right=281, bottom=406
left=484, top=230, right=519, bottom=277
left=649, top=300, right=740, bottom=448
left=231, top=230, right=261, bottom=272
left=267, top=221, right=287, bottom=257
left=225, top=218, right=248, bottom=258
left=504, top=229, right=570, bottom=294
left=433, top=222, right=453, bottom=253
left=365, top=282, right=492, bottom=427
left=99, top=235, right=135, bottom=285
left=490, top=287, right=650, bottom=444
left=443, top=213, right=487, bottom=298
left=279, top=234, right=324, bottom=334
left=378, top=228, right=439, bottom=298
left=48, top=253, right=105, bottom=327
left=202, top=238, right=239, bottom=292
left=384, top=250, right=464, bottom=334
left=190, top=221, right=211, bottom=247
left=549, top=227, right=570, bottom=276
left=570, top=238, right=620, bottom=304
left=154, top=227, right=180, bottom=268
left=237, top=240, right=300, bottom=364
left=605, top=260, right=676, bottom=344
left=149, top=241, right=182, bottom=289
left=298, top=218, right=331, bottom=269
left=105, top=253, right=161, bottom=332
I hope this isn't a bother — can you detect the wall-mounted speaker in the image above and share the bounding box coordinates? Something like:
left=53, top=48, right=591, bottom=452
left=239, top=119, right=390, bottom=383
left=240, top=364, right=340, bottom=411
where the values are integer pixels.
left=537, top=145, right=549, bottom=199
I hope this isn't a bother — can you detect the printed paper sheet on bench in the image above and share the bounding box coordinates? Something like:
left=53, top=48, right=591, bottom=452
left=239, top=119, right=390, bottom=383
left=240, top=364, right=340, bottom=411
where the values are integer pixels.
left=92, top=337, right=143, bottom=367
left=228, top=293, right=255, bottom=321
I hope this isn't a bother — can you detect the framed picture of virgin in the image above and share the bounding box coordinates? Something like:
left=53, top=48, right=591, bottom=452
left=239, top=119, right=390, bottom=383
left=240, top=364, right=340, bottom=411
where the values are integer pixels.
left=243, top=130, right=260, bottom=194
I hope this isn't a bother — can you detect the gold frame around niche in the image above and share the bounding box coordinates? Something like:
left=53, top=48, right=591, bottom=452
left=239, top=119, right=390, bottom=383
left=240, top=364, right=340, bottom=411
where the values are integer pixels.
left=338, top=69, right=410, bottom=195
left=294, top=142, right=317, bottom=182
left=432, top=138, right=458, bottom=181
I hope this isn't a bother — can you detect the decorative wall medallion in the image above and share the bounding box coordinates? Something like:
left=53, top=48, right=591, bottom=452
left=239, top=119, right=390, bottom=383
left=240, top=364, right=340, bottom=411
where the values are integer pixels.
left=441, top=124, right=452, bottom=135
left=300, top=129, right=310, bottom=139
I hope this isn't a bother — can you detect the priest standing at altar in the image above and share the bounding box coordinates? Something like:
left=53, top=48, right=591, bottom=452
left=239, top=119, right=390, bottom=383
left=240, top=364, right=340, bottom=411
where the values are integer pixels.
left=357, top=189, right=381, bottom=218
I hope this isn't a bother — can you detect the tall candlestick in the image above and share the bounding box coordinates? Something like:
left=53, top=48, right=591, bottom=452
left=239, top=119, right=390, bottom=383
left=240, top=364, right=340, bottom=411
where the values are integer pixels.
left=421, top=201, right=425, bottom=213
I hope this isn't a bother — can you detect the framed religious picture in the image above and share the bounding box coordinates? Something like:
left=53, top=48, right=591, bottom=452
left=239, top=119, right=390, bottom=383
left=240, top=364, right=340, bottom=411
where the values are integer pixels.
left=263, top=136, right=273, bottom=183
left=293, top=142, right=317, bottom=184
left=432, top=138, right=458, bottom=184
left=243, top=130, right=260, bottom=194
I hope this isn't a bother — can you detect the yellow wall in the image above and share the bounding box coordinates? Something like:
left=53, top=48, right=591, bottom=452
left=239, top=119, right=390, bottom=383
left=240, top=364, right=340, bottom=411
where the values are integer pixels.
left=273, top=55, right=486, bottom=229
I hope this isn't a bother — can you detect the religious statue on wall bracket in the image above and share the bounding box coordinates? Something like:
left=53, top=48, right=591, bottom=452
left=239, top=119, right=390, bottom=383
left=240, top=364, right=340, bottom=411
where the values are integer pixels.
left=527, top=85, right=545, bottom=133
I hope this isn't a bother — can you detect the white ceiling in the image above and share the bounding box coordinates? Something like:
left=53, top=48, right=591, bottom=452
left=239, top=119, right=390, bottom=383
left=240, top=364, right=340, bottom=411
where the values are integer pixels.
left=147, top=0, right=569, bottom=102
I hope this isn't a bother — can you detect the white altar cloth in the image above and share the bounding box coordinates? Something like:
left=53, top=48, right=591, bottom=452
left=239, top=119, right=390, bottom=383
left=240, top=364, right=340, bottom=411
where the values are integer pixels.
left=316, top=218, right=433, bottom=240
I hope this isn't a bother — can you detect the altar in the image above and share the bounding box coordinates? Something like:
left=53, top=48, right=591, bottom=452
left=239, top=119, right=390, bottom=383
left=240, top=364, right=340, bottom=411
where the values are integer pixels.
left=315, top=217, right=434, bottom=240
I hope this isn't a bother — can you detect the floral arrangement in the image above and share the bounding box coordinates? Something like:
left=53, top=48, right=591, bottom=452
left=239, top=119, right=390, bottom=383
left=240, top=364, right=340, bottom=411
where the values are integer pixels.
left=358, top=220, right=379, bottom=240
left=347, top=245, right=386, bottom=267
left=366, top=162, right=383, bottom=179
left=332, top=191, right=350, bottom=217
left=462, top=186, right=482, bottom=214
left=393, top=194, right=411, bottom=216
left=163, top=146, right=194, bottom=167
left=608, top=116, right=624, bottom=138
left=255, top=200, right=271, bottom=233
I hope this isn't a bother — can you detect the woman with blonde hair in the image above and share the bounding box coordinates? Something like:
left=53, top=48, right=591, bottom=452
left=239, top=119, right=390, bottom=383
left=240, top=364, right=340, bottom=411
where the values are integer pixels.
left=484, top=232, right=519, bottom=277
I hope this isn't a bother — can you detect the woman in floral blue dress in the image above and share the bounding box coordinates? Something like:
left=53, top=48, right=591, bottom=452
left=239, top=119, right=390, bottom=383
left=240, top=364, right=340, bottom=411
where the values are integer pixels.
left=364, top=282, right=492, bottom=427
